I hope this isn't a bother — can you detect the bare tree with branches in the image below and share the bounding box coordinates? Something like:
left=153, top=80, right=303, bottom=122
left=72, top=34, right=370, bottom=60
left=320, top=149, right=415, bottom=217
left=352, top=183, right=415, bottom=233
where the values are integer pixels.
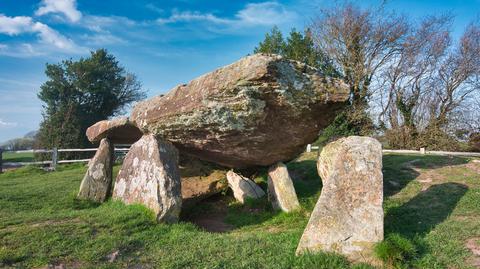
left=310, top=2, right=408, bottom=135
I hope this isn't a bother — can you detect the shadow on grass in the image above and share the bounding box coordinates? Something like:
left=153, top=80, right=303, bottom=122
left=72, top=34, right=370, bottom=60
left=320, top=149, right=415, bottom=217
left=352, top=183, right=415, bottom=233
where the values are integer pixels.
left=382, top=154, right=470, bottom=197
left=385, top=182, right=468, bottom=238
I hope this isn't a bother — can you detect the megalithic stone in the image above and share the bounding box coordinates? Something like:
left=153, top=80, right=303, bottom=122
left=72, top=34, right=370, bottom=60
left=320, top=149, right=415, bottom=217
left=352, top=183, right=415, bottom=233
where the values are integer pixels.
left=78, top=138, right=114, bottom=202
left=296, top=136, right=384, bottom=262
left=113, top=134, right=182, bottom=223
left=267, top=162, right=300, bottom=212
left=226, top=170, right=265, bottom=203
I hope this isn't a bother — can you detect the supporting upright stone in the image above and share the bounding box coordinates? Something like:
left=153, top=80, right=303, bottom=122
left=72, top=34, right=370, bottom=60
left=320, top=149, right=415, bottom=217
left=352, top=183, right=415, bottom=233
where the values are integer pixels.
left=113, top=134, right=182, bottom=223
left=268, top=162, right=300, bottom=212
left=78, top=138, right=113, bottom=202
left=296, top=136, right=383, bottom=262
left=226, top=170, right=265, bottom=203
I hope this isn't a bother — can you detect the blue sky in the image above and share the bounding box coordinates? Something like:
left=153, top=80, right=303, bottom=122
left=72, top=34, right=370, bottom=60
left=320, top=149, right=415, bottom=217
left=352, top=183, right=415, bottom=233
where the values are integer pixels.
left=0, top=0, right=478, bottom=143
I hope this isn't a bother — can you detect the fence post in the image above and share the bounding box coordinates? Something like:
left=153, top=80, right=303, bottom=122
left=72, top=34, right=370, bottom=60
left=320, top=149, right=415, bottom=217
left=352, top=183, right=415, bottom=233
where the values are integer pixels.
left=0, top=148, right=3, bottom=174
left=51, top=147, right=58, bottom=171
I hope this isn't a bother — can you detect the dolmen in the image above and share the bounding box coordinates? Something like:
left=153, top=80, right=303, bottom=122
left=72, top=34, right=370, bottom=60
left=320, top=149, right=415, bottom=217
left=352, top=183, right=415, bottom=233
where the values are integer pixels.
left=77, top=53, right=350, bottom=223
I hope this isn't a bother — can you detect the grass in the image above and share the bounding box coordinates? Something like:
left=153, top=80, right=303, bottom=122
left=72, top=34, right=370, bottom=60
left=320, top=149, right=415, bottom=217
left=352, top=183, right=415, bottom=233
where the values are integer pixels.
left=1, top=151, right=35, bottom=163
left=0, top=154, right=479, bottom=268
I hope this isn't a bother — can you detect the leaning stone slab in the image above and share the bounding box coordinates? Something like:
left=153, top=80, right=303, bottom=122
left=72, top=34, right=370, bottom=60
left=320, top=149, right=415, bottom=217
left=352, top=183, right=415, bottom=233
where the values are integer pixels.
left=113, top=134, right=182, bottom=223
left=226, top=170, right=265, bottom=203
left=77, top=138, right=113, bottom=202
left=268, top=162, right=300, bottom=212
left=86, top=117, right=143, bottom=144
left=296, top=136, right=383, bottom=262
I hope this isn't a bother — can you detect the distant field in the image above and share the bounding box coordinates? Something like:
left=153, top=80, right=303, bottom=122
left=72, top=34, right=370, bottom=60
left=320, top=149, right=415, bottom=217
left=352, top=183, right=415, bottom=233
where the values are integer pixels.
left=0, top=154, right=479, bottom=268
left=1, top=152, right=35, bottom=163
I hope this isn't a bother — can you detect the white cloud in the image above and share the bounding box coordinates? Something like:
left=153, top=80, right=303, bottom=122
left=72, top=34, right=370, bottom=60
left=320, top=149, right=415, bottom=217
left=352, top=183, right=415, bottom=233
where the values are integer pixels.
left=156, top=1, right=296, bottom=27
left=0, top=15, right=33, bottom=35
left=157, top=10, right=231, bottom=25
left=35, top=0, right=82, bottom=23
left=82, top=15, right=137, bottom=33
left=236, top=2, right=295, bottom=26
left=0, top=14, right=83, bottom=54
left=0, top=119, right=18, bottom=127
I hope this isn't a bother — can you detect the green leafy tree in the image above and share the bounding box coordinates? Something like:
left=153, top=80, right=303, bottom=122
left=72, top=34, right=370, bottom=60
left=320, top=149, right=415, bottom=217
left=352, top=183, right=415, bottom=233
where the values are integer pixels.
left=255, top=27, right=338, bottom=77
left=254, top=26, right=286, bottom=55
left=37, top=49, right=146, bottom=151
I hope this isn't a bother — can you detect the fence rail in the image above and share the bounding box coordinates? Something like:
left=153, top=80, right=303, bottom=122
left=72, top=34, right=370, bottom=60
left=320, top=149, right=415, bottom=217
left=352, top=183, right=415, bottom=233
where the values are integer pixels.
left=2, top=144, right=479, bottom=174
left=0, top=147, right=131, bottom=173
left=306, top=144, right=480, bottom=158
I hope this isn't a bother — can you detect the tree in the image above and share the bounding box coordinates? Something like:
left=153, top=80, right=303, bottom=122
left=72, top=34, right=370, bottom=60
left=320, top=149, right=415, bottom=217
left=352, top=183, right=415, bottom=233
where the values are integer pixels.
left=254, top=26, right=286, bottom=55
left=311, top=2, right=408, bottom=135
left=37, top=49, right=146, bottom=151
left=255, top=27, right=339, bottom=75
left=379, top=18, right=480, bottom=150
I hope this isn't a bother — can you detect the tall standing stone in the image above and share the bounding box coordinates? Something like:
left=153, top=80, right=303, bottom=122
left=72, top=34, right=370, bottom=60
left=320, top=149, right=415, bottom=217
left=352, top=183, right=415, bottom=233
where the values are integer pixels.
left=296, top=136, right=383, bottom=262
left=78, top=138, right=113, bottom=202
left=268, top=162, right=300, bottom=212
left=113, top=134, right=182, bottom=223
left=226, top=170, right=265, bottom=203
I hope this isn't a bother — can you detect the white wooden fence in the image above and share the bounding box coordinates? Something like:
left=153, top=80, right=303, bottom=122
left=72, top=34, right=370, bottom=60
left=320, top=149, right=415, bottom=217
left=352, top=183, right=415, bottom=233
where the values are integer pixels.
left=0, top=146, right=130, bottom=173
left=305, top=144, right=480, bottom=158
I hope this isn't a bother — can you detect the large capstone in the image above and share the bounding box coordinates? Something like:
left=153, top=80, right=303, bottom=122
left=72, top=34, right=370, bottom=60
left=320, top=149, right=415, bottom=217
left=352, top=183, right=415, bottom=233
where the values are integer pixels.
left=296, top=136, right=383, bottom=262
left=267, top=162, right=300, bottom=212
left=77, top=138, right=113, bottom=202
left=226, top=170, right=265, bottom=203
left=129, top=54, right=349, bottom=168
left=113, top=134, right=182, bottom=223
left=86, top=117, right=142, bottom=144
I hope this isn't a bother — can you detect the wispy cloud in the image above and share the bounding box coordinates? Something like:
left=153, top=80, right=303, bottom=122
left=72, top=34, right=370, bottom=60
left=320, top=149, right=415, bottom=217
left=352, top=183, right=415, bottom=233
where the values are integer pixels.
left=146, top=3, right=164, bottom=15
left=35, top=0, right=82, bottom=23
left=0, top=119, right=18, bottom=127
left=156, top=1, right=297, bottom=27
left=0, top=14, right=83, bottom=51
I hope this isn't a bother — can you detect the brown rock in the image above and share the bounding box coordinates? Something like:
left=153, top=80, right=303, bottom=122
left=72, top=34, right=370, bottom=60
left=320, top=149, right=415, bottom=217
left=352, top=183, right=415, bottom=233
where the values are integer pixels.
left=268, top=162, right=300, bottom=212
left=113, top=134, right=182, bottom=223
left=226, top=170, right=265, bottom=203
left=181, top=170, right=228, bottom=208
left=77, top=138, right=113, bottom=202
left=86, top=117, right=143, bottom=144
left=131, top=54, right=349, bottom=168
left=296, top=136, right=383, bottom=262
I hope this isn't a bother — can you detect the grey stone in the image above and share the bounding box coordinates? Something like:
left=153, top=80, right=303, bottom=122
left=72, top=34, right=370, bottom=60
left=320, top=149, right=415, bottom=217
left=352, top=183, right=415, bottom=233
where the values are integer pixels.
left=113, top=134, right=182, bottom=223
left=268, top=162, right=300, bottom=212
left=226, top=170, right=265, bottom=203
left=77, top=138, right=113, bottom=202
left=296, top=136, right=384, bottom=263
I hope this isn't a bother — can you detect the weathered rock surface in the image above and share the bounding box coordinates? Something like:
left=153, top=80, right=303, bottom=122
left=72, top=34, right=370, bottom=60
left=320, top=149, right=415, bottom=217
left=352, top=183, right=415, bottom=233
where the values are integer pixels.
left=226, top=170, right=265, bottom=203
left=77, top=138, right=114, bottom=202
left=268, top=162, right=300, bottom=212
left=296, top=136, right=383, bottom=262
left=130, top=54, right=349, bottom=168
left=181, top=170, right=228, bottom=208
left=113, top=134, right=182, bottom=223
left=86, top=117, right=142, bottom=144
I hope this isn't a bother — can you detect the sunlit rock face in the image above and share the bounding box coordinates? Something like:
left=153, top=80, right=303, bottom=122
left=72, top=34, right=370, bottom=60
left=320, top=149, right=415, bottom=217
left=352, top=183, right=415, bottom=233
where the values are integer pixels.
left=113, top=134, right=182, bottom=223
left=130, top=54, right=350, bottom=168
left=296, top=136, right=384, bottom=263
left=77, top=138, right=113, bottom=202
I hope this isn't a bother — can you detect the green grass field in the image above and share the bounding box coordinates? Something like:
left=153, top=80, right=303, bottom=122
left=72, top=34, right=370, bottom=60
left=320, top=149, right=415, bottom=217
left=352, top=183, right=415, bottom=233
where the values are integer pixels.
left=1, top=152, right=35, bottom=163
left=0, top=153, right=479, bottom=268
